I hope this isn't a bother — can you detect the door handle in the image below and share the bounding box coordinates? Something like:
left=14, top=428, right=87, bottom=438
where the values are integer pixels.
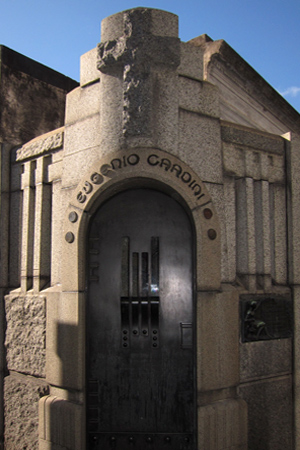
left=180, top=323, right=193, bottom=349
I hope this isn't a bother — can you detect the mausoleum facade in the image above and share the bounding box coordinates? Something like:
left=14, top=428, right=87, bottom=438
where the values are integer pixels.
left=1, top=7, right=300, bottom=450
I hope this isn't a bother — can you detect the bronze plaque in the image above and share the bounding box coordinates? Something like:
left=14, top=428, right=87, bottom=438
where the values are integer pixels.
left=241, top=296, right=292, bottom=342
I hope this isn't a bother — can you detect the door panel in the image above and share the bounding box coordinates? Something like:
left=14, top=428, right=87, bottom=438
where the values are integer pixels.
left=87, top=189, right=196, bottom=450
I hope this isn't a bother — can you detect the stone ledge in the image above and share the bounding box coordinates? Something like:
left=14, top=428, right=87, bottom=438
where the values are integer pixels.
left=16, top=127, right=64, bottom=161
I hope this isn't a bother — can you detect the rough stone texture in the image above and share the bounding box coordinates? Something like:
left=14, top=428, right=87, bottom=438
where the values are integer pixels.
left=293, top=285, right=300, bottom=450
left=222, top=141, right=285, bottom=182
left=178, top=110, right=222, bottom=183
left=95, top=8, right=181, bottom=154
left=221, top=123, right=285, bottom=154
left=64, top=115, right=101, bottom=161
left=236, top=177, right=256, bottom=291
left=5, top=293, right=46, bottom=377
left=204, top=182, right=229, bottom=282
left=16, top=128, right=64, bottom=161
left=223, top=176, right=236, bottom=282
left=65, top=82, right=100, bottom=125
left=4, top=373, right=49, bottom=450
left=240, top=339, right=292, bottom=382
left=100, top=8, right=178, bottom=42
left=178, top=41, right=203, bottom=80
left=0, top=45, right=78, bottom=146
left=239, top=376, right=293, bottom=450
left=0, top=289, right=5, bottom=446
left=270, top=184, right=287, bottom=284
left=98, top=8, right=180, bottom=139
left=179, top=76, right=219, bottom=118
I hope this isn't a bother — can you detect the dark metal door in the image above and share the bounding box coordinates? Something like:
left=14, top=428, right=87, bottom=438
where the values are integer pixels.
left=87, top=189, right=196, bottom=450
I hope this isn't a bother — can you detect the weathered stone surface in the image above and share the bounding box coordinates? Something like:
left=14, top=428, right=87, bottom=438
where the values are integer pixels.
left=221, top=124, right=285, bottom=154
left=4, top=373, right=49, bottom=450
left=16, top=128, right=64, bottom=161
left=197, top=286, right=239, bottom=391
left=240, top=339, right=292, bottom=382
left=63, top=115, right=101, bottom=159
left=98, top=8, right=180, bottom=138
left=191, top=38, right=300, bottom=135
left=286, top=133, right=300, bottom=285
left=198, top=398, right=247, bottom=449
left=239, top=376, right=293, bottom=450
left=178, top=110, right=222, bottom=183
left=235, top=177, right=256, bottom=291
left=0, top=45, right=77, bottom=146
left=179, top=76, right=219, bottom=118
left=178, top=42, right=203, bottom=80
left=5, top=293, right=46, bottom=377
left=293, top=285, right=300, bottom=450
left=80, top=47, right=100, bottom=87
left=270, top=184, right=287, bottom=284
left=222, top=141, right=285, bottom=182
left=65, top=82, right=100, bottom=125
left=204, top=182, right=229, bottom=282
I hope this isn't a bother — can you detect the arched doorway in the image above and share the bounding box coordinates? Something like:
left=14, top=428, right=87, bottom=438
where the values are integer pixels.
left=86, top=188, right=196, bottom=449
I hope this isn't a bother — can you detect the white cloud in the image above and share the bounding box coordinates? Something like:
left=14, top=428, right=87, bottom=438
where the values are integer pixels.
left=279, top=86, right=300, bottom=98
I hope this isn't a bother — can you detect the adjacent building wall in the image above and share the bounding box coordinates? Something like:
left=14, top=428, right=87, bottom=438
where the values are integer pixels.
left=0, top=46, right=78, bottom=450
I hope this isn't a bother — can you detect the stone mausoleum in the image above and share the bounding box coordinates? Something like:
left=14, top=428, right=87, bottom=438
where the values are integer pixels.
left=1, top=7, right=300, bottom=450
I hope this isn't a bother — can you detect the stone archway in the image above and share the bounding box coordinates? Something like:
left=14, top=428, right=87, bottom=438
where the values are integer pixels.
left=39, top=149, right=247, bottom=450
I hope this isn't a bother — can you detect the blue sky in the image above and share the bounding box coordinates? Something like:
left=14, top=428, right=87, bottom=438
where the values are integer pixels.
left=1, top=0, right=300, bottom=113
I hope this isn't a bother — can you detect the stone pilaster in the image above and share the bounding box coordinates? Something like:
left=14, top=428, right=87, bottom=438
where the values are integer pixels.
left=20, top=161, right=35, bottom=292
left=33, top=156, right=51, bottom=293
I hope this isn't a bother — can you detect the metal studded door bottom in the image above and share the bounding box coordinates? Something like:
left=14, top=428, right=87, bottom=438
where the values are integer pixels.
left=89, top=432, right=195, bottom=450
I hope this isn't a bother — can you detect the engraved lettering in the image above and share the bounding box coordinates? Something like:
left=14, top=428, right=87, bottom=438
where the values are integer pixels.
left=171, top=164, right=182, bottom=178
left=77, top=192, right=86, bottom=203
left=181, top=172, right=192, bottom=183
left=127, top=154, right=140, bottom=165
left=192, top=184, right=202, bottom=196
left=83, top=181, right=93, bottom=194
left=91, top=172, right=104, bottom=185
left=75, top=152, right=209, bottom=208
left=147, top=154, right=159, bottom=166
left=160, top=158, right=171, bottom=171
left=110, top=159, right=122, bottom=170
left=100, top=164, right=116, bottom=178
